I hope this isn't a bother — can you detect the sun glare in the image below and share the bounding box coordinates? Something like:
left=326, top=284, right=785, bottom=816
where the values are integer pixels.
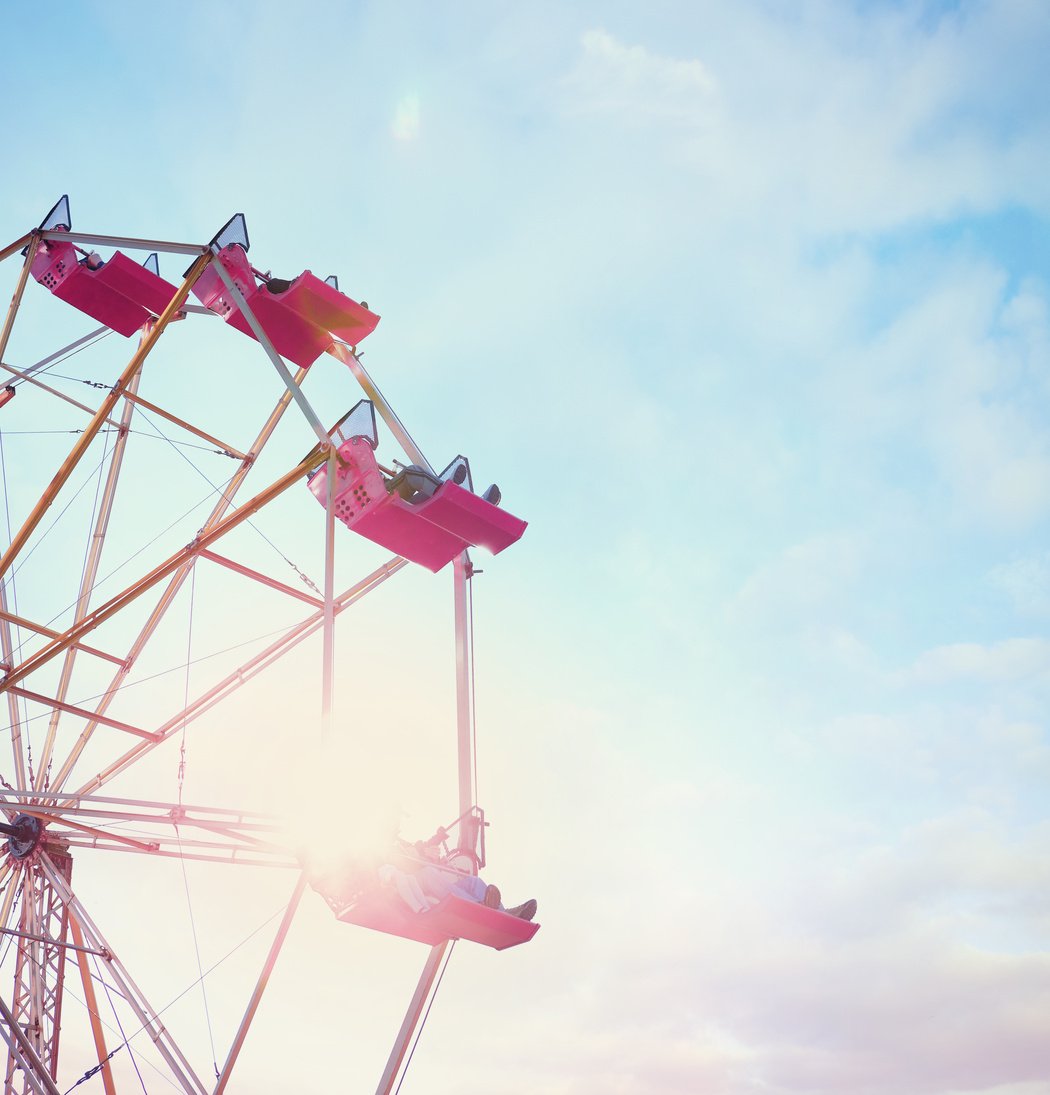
left=392, top=94, right=421, bottom=141
left=282, top=737, right=407, bottom=880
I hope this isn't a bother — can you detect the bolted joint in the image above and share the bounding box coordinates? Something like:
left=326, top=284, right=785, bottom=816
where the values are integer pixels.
left=3, top=813, right=44, bottom=861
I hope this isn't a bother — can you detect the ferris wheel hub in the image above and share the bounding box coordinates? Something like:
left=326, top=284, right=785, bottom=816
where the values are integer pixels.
left=3, top=814, right=44, bottom=861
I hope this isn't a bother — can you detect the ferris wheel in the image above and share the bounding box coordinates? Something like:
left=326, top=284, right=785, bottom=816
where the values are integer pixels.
left=0, top=196, right=536, bottom=1094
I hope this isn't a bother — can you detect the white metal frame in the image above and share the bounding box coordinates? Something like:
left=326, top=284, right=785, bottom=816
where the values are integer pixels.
left=0, top=213, right=488, bottom=1093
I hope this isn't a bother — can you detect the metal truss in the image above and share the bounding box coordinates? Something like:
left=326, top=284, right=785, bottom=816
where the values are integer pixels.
left=0, top=213, right=482, bottom=1094
left=2, top=847, right=71, bottom=1095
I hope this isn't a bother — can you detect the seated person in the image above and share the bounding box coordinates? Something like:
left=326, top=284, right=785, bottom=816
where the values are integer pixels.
left=305, top=828, right=537, bottom=922
left=376, top=862, right=439, bottom=914
left=411, top=838, right=537, bottom=921
left=388, top=464, right=441, bottom=505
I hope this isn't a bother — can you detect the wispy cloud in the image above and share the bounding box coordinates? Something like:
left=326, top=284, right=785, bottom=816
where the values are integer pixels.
left=906, top=638, right=1050, bottom=685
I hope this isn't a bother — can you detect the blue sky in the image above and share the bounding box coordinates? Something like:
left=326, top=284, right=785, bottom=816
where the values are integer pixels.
left=3, top=1, right=1050, bottom=1093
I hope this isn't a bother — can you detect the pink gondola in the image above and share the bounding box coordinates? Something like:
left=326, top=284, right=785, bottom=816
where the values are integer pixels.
left=27, top=195, right=179, bottom=337
left=191, top=215, right=379, bottom=367
left=31, top=242, right=179, bottom=338
left=306, top=403, right=527, bottom=572
left=337, top=890, right=539, bottom=950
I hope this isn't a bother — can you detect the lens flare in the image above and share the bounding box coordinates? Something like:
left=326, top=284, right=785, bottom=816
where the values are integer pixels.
left=392, top=94, right=421, bottom=141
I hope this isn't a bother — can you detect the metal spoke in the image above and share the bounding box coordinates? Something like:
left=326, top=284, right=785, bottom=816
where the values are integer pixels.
left=33, top=353, right=146, bottom=789
left=71, top=557, right=406, bottom=800
left=45, top=364, right=315, bottom=798
left=212, top=873, right=306, bottom=1095
left=1, top=583, right=27, bottom=792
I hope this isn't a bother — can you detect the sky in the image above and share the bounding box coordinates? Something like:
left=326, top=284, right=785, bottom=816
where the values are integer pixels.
left=2, top=1, right=1050, bottom=1093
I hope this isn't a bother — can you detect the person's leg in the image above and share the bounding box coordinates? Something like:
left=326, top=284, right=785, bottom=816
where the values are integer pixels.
left=505, top=898, right=538, bottom=920
left=418, top=864, right=457, bottom=901
left=421, top=865, right=499, bottom=906
left=450, top=874, right=488, bottom=902
left=379, top=864, right=434, bottom=913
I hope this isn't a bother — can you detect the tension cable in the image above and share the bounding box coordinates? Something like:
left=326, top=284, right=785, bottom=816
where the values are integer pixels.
left=394, top=942, right=457, bottom=1095
left=174, top=564, right=221, bottom=1078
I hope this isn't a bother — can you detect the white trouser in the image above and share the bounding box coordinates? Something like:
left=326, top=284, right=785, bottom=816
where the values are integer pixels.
left=418, top=864, right=490, bottom=904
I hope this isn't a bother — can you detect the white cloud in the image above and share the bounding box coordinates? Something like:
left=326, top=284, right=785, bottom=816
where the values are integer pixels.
left=730, top=532, right=866, bottom=628
left=565, top=28, right=717, bottom=126
left=930, top=400, right=1050, bottom=529
left=558, top=8, right=1050, bottom=241
left=990, top=553, right=1050, bottom=617
left=907, top=638, right=1050, bottom=685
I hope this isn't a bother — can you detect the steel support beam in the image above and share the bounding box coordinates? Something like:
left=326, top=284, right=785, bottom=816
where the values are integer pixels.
left=72, top=557, right=407, bottom=799
left=321, top=448, right=337, bottom=743
left=118, top=391, right=246, bottom=460
left=327, top=342, right=434, bottom=472
left=40, top=230, right=206, bottom=258
left=5, top=688, right=158, bottom=742
left=198, top=551, right=323, bottom=607
left=0, top=610, right=125, bottom=668
left=0, top=584, right=27, bottom=792
left=0, top=236, right=33, bottom=267
left=0, top=360, right=118, bottom=422
left=67, top=917, right=116, bottom=1095
left=46, top=365, right=313, bottom=796
left=0, top=237, right=38, bottom=371
left=2, top=851, right=71, bottom=1095
left=375, top=943, right=449, bottom=1095
left=208, top=251, right=330, bottom=446
left=213, top=873, right=306, bottom=1095
left=0, top=996, right=59, bottom=1095
left=33, top=356, right=145, bottom=787
left=3, top=448, right=326, bottom=691
left=453, top=554, right=475, bottom=827
left=6, top=328, right=109, bottom=383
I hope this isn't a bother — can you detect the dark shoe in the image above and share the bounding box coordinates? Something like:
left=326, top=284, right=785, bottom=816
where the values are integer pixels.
left=483, top=884, right=502, bottom=908
left=506, top=898, right=537, bottom=921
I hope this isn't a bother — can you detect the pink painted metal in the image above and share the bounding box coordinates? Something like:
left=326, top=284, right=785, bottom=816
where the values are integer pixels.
left=91, top=252, right=178, bottom=317
left=30, top=240, right=179, bottom=338
left=306, top=436, right=527, bottom=572
left=190, top=244, right=255, bottom=317
left=337, top=891, right=539, bottom=951
left=353, top=495, right=472, bottom=573
left=193, top=246, right=380, bottom=367
left=414, top=486, right=528, bottom=557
